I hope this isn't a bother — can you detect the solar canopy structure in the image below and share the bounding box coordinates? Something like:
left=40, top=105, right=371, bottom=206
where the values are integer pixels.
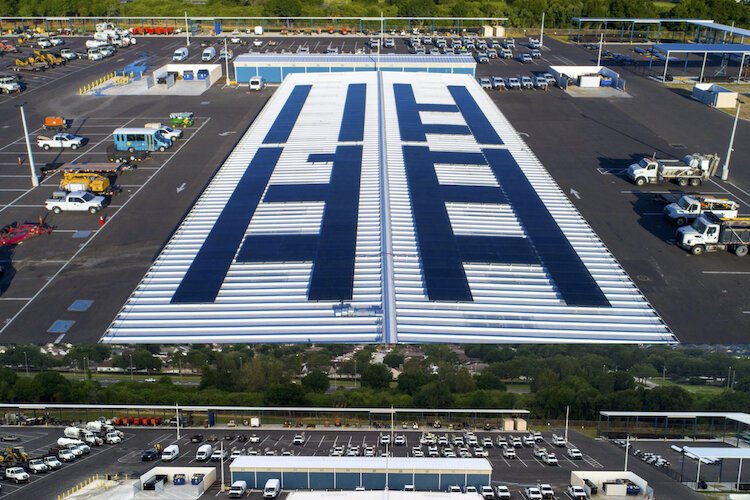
left=103, top=72, right=676, bottom=345
left=652, top=43, right=750, bottom=82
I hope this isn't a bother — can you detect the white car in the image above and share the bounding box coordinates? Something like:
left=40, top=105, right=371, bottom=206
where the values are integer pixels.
left=38, top=38, right=52, bottom=48
left=524, top=487, right=543, bottom=500
left=447, top=485, right=462, bottom=493
left=466, top=486, right=478, bottom=494
left=253, top=39, right=263, bottom=47
left=567, top=485, right=587, bottom=500
left=50, top=37, right=64, bottom=46
left=230, top=449, right=243, bottom=458
left=539, top=484, right=554, bottom=498
left=106, top=432, right=121, bottom=444
left=88, top=51, right=103, bottom=61
left=211, top=449, right=228, bottom=461
left=230, top=37, right=241, bottom=44
left=394, top=435, right=406, bottom=446
left=379, top=434, right=390, bottom=446
left=249, top=434, right=260, bottom=443
left=474, top=447, right=488, bottom=457
left=496, top=436, right=507, bottom=447
left=59, top=48, right=77, bottom=60
left=544, top=453, right=558, bottom=466
left=292, top=435, right=305, bottom=445
left=495, top=485, right=511, bottom=499
left=502, top=447, right=516, bottom=459
left=480, top=486, right=495, bottom=499
left=413, top=449, right=424, bottom=457
left=568, top=448, right=583, bottom=460
left=482, top=437, right=493, bottom=448
left=506, top=77, right=521, bottom=90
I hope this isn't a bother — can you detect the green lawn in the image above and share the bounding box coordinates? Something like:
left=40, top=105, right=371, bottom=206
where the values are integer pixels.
left=649, top=378, right=728, bottom=396
left=653, top=1, right=676, bottom=12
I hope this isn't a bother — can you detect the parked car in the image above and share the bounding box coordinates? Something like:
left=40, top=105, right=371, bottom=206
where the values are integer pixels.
left=520, top=76, right=534, bottom=89
left=142, top=448, right=159, bottom=461
left=506, top=77, right=521, bottom=90
left=495, top=485, right=512, bottom=499
left=479, top=77, right=492, bottom=89
left=533, top=76, right=548, bottom=89
left=518, top=53, right=532, bottom=63
left=568, top=448, right=583, bottom=459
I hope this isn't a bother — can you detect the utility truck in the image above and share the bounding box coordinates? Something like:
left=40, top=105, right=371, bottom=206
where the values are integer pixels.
left=627, top=153, right=720, bottom=187
left=37, top=133, right=85, bottom=150
left=663, top=195, right=739, bottom=226
left=677, top=212, right=750, bottom=256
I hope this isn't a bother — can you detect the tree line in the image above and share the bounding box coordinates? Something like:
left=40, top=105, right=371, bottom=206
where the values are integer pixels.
left=0, top=0, right=748, bottom=31
left=2, top=344, right=750, bottom=421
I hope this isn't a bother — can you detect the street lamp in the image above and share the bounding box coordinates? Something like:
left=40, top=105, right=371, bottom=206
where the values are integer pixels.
left=722, top=101, right=741, bottom=181
left=17, top=104, right=39, bottom=187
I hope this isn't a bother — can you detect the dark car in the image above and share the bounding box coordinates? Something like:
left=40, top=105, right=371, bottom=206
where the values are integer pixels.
left=236, top=434, right=247, bottom=442
left=190, top=434, right=204, bottom=443
left=141, top=448, right=158, bottom=461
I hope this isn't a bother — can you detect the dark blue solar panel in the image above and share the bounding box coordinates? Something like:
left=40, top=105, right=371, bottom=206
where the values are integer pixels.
left=442, top=185, right=506, bottom=204
left=403, top=145, right=472, bottom=301
left=422, top=124, right=472, bottom=136
left=430, top=151, right=486, bottom=165
left=339, top=83, right=366, bottom=142
left=447, top=86, right=503, bottom=145
left=171, top=147, right=282, bottom=304
left=308, top=145, right=362, bottom=301
left=417, top=104, right=459, bottom=112
left=394, top=83, right=425, bottom=142
left=456, top=235, right=538, bottom=264
left=263, top=85, right=312, bottom=144
left=237, top=234, right=318, bottom=262
left=264, top=184, right=328, bottom=202
left=483, top=148, right=610, bottom=307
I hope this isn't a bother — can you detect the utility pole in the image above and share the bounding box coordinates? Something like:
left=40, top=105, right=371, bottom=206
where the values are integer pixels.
left=540, top=12, right=545, bottom=46
left=624, top=435, right=630, bottom=471
left=596, top=32, right=604, bottom=66
left=175, top=403, right=181, bottom=440
left=220, top=440, right=225, bottom=491
left=564, top=405, right=570, bottom=444
left=185, top=12, right=189, bottom=46
left=722, top=101, right=741, bottom=181
left=17, top=104, right=39, bottom=187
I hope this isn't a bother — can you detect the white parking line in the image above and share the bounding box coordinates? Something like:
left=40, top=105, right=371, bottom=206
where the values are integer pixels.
left=0, top=117, right=210, bottom=336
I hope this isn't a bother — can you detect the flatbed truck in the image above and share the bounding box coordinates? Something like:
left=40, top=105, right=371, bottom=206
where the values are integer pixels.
left=663, top=195, right=739, bottom=226
left=627, top=153, right=720, bottom=187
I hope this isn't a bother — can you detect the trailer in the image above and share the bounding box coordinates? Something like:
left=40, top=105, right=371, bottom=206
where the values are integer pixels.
left=627, top=153, right=720, bottom=187
left=677, top=212, right=750, bottom=256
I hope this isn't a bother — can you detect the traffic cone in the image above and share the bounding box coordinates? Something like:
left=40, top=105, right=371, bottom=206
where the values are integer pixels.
left=99, top=215, right=105, bottom=226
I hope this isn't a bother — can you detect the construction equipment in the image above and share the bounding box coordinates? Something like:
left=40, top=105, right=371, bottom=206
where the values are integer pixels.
left=677, top=212, right=750, bottom=256
left=42, top=116, right=68, bottom=131
left=627, top=153, right=720, bottom=187
left=14, top=57, right=48, bottom=71
left=59, top=171, right=118, bottom=196
left=663, top=195, right=740, bottom=226
left=0, top=220, right=53, bottom=246
left=33, top=50, right=65, bottom=66
left=169, top=112, right=194, bottom=128
left=0, top=446, right=29, bottom=465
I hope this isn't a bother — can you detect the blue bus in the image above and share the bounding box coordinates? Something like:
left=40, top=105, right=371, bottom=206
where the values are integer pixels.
left=113, top=127, right=172, bottom=153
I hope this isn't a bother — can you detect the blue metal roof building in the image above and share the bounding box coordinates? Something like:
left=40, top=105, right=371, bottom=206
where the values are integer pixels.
left=233, top=54, right=476, bottom=83
left=230, top=456, right=492, bottom=491
left=651, top=43, right=750, bottom=82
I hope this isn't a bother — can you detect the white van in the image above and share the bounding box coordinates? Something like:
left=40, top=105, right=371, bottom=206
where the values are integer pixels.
left=173, top=47, right=188, bottom=62
left=228, top=480, right=247, bottom=498
left=263, top=478, right=281, bottom=498
left=201, top=47, right=216, bottom=61
left=249, top=76, right=265, bottom=91
left=161, top=444, right=179, bottom=461
left=195, top=444, right=213, bottom=461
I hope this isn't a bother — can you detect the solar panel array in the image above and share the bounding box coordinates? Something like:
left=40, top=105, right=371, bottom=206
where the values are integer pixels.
left=234, top=54, right=477, bottom=65
left=103, top=72, right=676, bottom=345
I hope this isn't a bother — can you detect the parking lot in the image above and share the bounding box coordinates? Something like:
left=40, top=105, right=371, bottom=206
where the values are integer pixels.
left=0, top=425, right=704, bottom=499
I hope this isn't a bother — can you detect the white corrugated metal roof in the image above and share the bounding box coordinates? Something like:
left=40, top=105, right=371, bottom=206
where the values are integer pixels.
left=102, top=71, right=676, bottom=345
left=682, top=447, right=750, bottom=459
left=230, top=456, right=491, bottom=472
left=601, top=411, right=750, bottom=426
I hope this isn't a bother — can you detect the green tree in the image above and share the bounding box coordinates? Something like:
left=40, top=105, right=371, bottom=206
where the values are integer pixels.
left=263, top=0, right=301, bottom=17
left=302, top=370, right=330, bottom=393
left=112, top=349, right=162, bottom=371
left=264, top=383, right=307, bottom=406
left=383, top=352, right=404, bottom=369
left=34, top=372, right=72, bottom=402
left=413, top=381, right=454, bottom=408
left=475, top=372, right=506, bottom=391
left=361, top=364, right=392, bottom=389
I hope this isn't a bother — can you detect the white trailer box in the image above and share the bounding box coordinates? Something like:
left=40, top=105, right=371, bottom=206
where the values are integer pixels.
left=254, top=26, right=264, bottom=35
left=692, top=83, right=738, bottom=108
left=493, top=26, right=506, bottom=38
left=482, top=25, right=494, bottom=37
left=514, top=418, right=527, bottom=431
left=250, top=417, right=260, bottom=427
left=501, top=418, right=515, bottom=431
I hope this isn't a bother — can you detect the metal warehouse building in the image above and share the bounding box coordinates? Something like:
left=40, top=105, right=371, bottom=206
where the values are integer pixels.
left=229, top=456, right=491, bottom=491
left=103, top=71, right=675, bottom=345
left=232, top=54, right=476, bottom=83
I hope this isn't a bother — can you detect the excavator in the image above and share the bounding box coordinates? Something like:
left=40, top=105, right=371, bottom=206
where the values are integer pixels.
left=0, top=447, right=28, bottom=465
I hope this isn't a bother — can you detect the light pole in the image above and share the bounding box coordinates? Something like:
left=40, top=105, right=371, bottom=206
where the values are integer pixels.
left=129, top=354, right=134, bottom=381
left=722, top=101, right=741, bottom=181
left=220, top=440, right=225, bottom=491
left=23, top=351, right=29, bottom=375
left=224, top=37, right=230, bottom=85
left=175, top=403, right=181, bottom=440
left=540, top=12, right=545, bottom=46
left=596, top=32, right=604, bottom=66
left=184, top=12, right=190, bottom=47
left=17, top=104, right=39, bottom=187
left=624, top=435, right=630, bottom=471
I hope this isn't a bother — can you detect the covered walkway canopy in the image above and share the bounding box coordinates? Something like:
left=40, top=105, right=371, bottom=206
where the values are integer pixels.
left=682, top=446, right=750, bottom=489
left=652, top=42, right=750, bottom=82
left=599, top=411, right=750, bottom=441
left=572, top=17, right=714, bottom=44
left=692, top=21, right=750, bottom=44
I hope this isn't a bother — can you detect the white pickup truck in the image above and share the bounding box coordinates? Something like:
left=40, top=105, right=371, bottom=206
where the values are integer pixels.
left=5, top=467, right=30, bottom=483
left=37, top=133, right=85, bottom=150
left=45, top=191, right=106, bottom=214
left=0, top=75, right=21, bottom=94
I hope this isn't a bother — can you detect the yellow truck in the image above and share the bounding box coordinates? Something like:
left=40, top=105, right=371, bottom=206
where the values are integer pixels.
left=59, top=171, right=117, bottom=196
